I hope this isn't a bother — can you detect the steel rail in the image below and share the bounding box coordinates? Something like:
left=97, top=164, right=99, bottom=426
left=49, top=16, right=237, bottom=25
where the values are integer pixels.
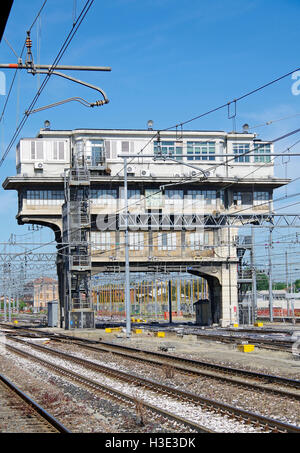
left=0, top=373, right=71, bottom=433
left=4, top=342, right=214, bottom=433
left=7, top=337, right=300, bottom=433
left=53, top=337, right=300, bottom=399
left=50, top=333, right=300, bottom=389
left=3, top=324, right=299, bottom=388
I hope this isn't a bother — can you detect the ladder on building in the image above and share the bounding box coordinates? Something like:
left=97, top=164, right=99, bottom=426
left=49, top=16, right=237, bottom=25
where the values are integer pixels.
left=62, top=155, right=94, bottom=329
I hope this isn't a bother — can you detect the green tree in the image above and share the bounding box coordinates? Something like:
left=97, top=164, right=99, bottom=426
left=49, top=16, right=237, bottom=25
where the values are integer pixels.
left=294, top=279, right=300, bottom=290
left=272, top=282, right=286, bottom=290
left=256, top=272, right=269, bottom=290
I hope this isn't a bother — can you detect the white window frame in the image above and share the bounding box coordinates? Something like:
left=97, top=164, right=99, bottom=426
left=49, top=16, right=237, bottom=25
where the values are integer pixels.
left=26, top=190, right=64, bottom=206
left=187, top=190, right=216, bottom=206
left=254, top=143, right=271, bottom=163
left=30, top=141, right=44, bottom=160
left=253, top=191, right=270, bottom=206
left=187, top=141, right=216, bottom=161
left=164, top=190, right=184, bottom=208
left=129, top=232, right=144, bottom=251
left=158, top=232, right=177, bottom=251
left=91, top=231, right=111, bottom=251
left=52, top=141, right=65, bottom=161
left=91, top=189, right=117, bottom=206
left=189, top=231, right=204, bottom=250
left=233, top=143, right=250, bottom=163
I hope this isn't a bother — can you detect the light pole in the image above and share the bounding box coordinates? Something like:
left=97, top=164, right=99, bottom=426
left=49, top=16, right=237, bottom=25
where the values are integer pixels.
left=124, top=157, right=131, bottom=338
left=268, top=227, right=274, bottom=322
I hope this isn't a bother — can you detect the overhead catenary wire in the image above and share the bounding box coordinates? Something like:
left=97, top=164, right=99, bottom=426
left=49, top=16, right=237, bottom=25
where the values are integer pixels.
left=0, top=0, right=49, bottom=127
left=0, top=0, right=95, bottom=167
left=103, top=65, right=300, bottom=192
left=3, top=15, right=300, bottom=286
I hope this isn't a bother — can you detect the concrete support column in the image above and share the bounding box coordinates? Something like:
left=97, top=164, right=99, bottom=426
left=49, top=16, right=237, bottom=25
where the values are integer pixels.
left=220, top=262, right=238, bottom=326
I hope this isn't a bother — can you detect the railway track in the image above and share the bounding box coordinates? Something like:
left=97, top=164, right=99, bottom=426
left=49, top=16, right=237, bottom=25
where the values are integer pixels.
left=0, top=373, right=70, bottom=433
left=1, top=321, right=295, bottom=352
left=50, top=334, right=300, bottom=397
left=4, top=336, right=300, bottom=433
left=2, top=325, right=300, bottom=398
left=3, top=341, right=214, bottom=433
left=193, top=331, right=294, bottom=352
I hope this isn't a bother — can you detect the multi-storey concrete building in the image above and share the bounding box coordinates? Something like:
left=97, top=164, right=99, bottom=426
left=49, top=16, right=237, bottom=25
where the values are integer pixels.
left=3, top=125, right=288, bottom=327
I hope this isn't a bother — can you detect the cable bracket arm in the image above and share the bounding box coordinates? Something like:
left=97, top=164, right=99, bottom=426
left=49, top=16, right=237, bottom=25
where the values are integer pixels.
left=32, top=69, right=109, bottom=105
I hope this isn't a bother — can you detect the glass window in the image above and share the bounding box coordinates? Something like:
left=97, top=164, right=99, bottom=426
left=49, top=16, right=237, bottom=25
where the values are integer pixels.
left=157, top=232, right=177, bottom=251
left=233, top=143, right=250, bottom=162
left=119, top=189, right=141, bottom=210
left=129, top=232, right=144, bottom=250
left=91, top=189, right=117, bottom=206
left=91, top=231, right=111, bottom=251
left=219, top=190, right=225, bottom=206
left=121, top=141, right=130, bottom=153
left=187, top=141, right=215, bottom=161
left=145, top=188, right=162, bottom=208
left=189, top=232, right=204, bottom=250
left=154, top=141, right=182, bottom=161
left=254, top=143, right=271, bottom=163
left=254, top=191, right=269, bottom=206
left=233, top=192, right=253, bottom=206
left=187, top=190, right=216, bottom=205
left=53, top=141, right=65, bottom=160
left=26, top=190, right=64, bottom=206
left=165, top=190, right=184, bottom=207
left=30, top=141, right=44, bottom=160
left=90, top=140, right=104, bottom=166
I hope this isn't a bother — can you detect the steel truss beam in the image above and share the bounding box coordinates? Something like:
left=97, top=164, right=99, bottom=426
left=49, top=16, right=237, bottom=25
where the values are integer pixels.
left=113, top=213, right=300, bottom=229
left=0, top=253, right=56, bottom=263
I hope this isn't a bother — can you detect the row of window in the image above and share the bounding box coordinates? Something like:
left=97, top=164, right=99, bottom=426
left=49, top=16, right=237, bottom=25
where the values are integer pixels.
left=153, top=141, right=271, bottom=163
left=25, top=190, right=270, bottom=207
left=233, top=191, right=270, bottom=206
left=26, top=190, right=64, bottom=205
left=233, top=143, right=271, bottom=163
left=30, top=141, right=66, bottom=161
left=23, top=139, right=272, bottom=164
left=90, top=231, right=210, bottom=251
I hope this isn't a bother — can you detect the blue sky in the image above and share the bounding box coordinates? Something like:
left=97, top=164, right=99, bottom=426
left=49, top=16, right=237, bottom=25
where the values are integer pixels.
left=1, top=0, right=300, bottom=279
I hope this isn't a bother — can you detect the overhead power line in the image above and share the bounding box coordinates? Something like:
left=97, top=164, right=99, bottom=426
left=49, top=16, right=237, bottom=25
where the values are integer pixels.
left=0, top=0, right=49, bottom=126
left=0, top=0, right=95, bottom=167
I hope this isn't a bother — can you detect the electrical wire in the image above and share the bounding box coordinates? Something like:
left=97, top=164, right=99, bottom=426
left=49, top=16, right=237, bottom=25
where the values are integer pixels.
left=0, top=0, right=49, bottom=127
left=0, top=0, right=95, bottom=167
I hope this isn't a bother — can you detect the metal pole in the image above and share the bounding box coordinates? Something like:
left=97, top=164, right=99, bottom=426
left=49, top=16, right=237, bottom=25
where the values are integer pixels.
left=251, top=226, right=257, bottom=324
left=124, top=158, right=131, bottom=337
left=177, top=278, right=181, bottom=313
left=8, top=287, right=11, bottom=322
left=0, top=63, right=111, bottom=71
left=269, top=227, right=274, bottom=322
left=285, top=250, right=291, bottom=318
left=228, top=226, right=232, bottom=324
left=168, top=280, right=172, bottom=324
left=109, top=285, right=112, bottom=318
left=4, top=293, right=7, bottom=321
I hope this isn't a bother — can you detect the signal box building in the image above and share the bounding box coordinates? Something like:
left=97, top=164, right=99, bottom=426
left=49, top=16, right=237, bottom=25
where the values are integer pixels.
left=3, top=126, right=288, bottom=328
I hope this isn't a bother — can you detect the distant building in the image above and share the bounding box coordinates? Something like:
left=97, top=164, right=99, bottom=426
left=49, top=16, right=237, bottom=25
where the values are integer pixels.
left=33, top=277, right=58, bottom=311
left=241, top=290, right=300, bottom=317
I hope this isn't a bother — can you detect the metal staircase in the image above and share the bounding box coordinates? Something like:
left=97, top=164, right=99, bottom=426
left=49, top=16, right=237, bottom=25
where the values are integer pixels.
left=62, top=154, right=94, bottom=329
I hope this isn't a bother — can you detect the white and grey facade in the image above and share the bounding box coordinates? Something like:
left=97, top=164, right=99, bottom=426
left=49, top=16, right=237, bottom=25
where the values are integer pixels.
left=3, top=127, right=289, bottom=327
